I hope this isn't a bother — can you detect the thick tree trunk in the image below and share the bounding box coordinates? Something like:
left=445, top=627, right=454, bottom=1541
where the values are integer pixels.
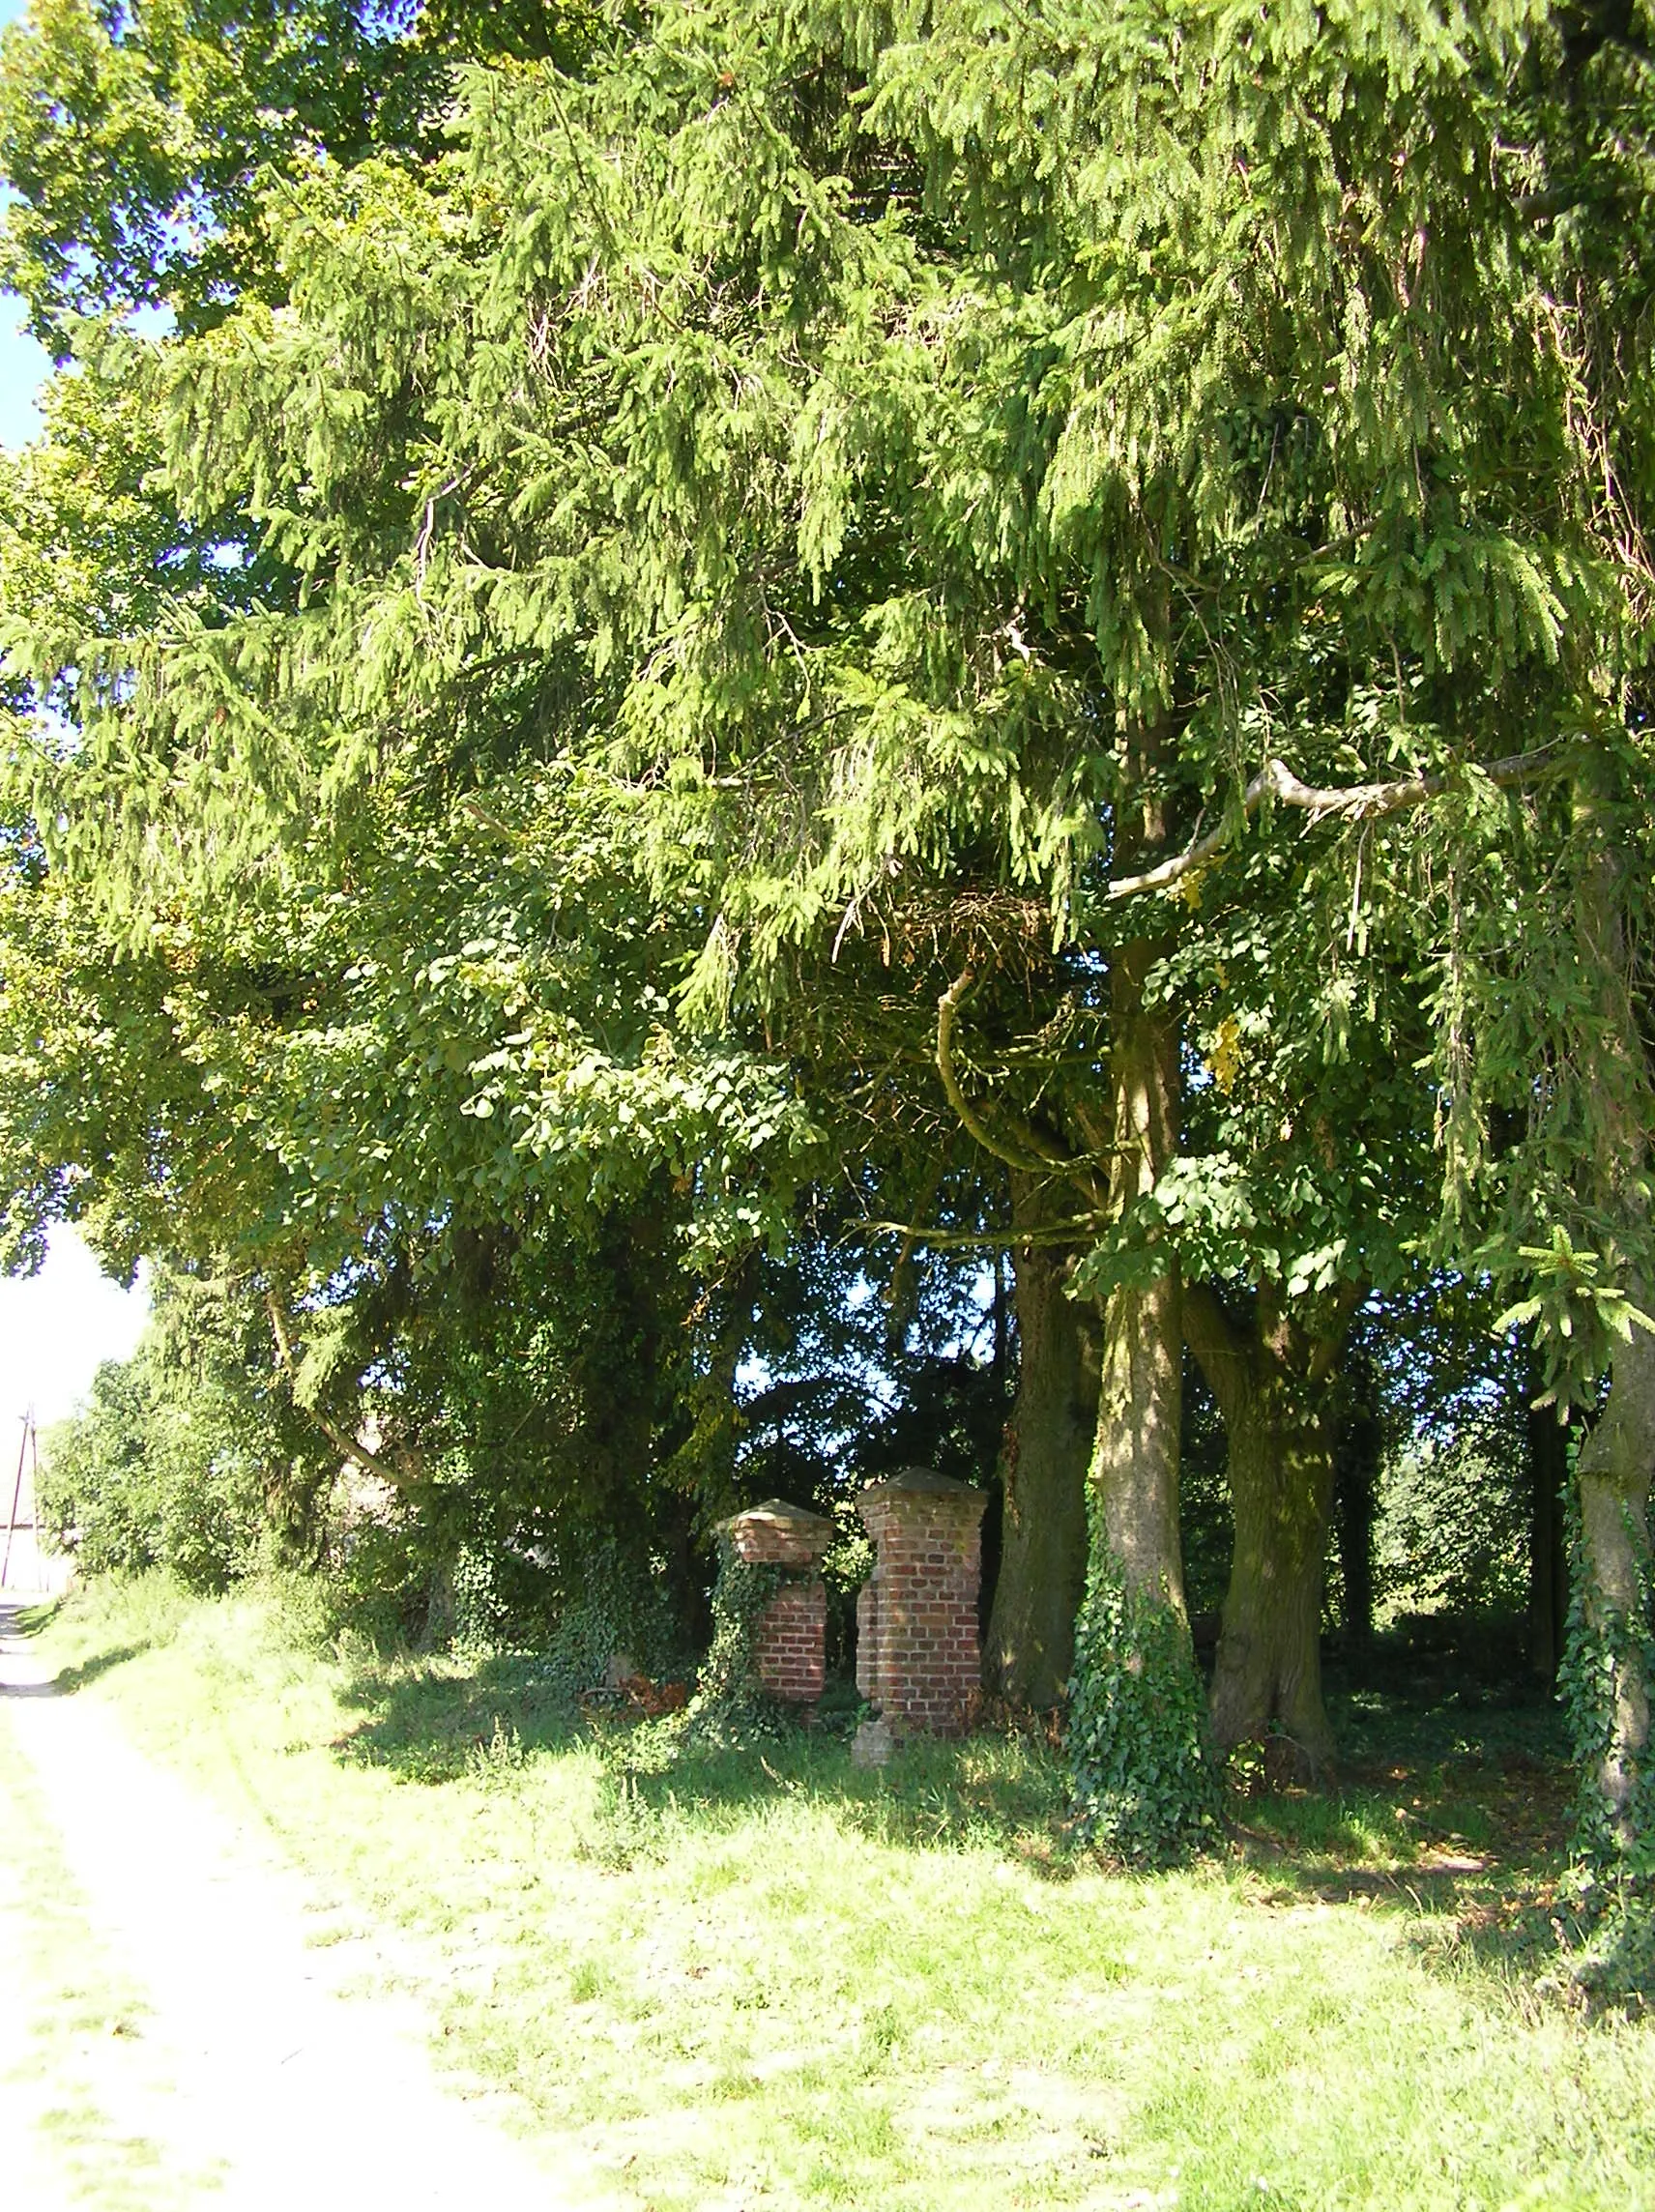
left=986, top=1176, right=1099, bottom=1706
left=1066, top=696, right=1217, bottom=1855
left=1567, top=753, right=1655, bottom=1853
left=1209, top=1377, right=1338, bottom=1778
left=1186, top=1283, right=1355, bottom=1783
left=421, top=1557, right=457, bottom=1651
left=1575, top=1316, right=1655, bottom=1850
left=1332, top=1351, right=1380, bottom=1656
left=1068, top=922, right=1212, bottom=1855
left=1090, top=933, right=1186, bottom=1610
left=587, top=1200, right=675, bottom=1493
left=1526, top=1350, right=1570, bottom=1684
left=1066, top=685, right=1221, bottom=1848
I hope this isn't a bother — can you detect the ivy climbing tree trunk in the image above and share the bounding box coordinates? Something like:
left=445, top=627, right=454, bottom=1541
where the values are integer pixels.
left=1185, top=1281, right=1360, bottom=1783
left=986, top=1172, right=1098, bottom=1708
left=1068, top=708, right=1217, bottom=1859
left=584, top=1199, right=677, bottom=1493
left=1566, top=752, right=1655, bottom=1866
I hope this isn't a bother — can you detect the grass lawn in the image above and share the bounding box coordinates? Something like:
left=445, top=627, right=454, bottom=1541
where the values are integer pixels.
left=26, top=1576, right=1655, bottom=2211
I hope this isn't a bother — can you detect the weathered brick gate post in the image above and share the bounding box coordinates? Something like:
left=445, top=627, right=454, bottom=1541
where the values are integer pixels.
left=856, top=1470, right=988, bottom=1737
left=722, top=1499, right=834, bottom=1703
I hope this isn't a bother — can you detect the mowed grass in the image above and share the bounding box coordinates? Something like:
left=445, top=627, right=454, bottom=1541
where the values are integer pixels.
left=30, top=1576, right=1655, bottom=2211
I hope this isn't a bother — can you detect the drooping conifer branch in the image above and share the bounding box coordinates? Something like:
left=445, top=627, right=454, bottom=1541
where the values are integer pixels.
left=1105, top=744, right=1570, bottom=904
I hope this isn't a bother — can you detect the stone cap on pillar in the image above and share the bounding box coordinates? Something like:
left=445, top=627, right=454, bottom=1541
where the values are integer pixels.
left=857, top=1468, right=989, bottom=1526
left=720, top=1499, right=835, bottom=1567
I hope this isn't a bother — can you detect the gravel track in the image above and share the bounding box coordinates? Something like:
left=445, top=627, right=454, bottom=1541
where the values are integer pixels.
left=0, top=1600, right=571, bottom=2211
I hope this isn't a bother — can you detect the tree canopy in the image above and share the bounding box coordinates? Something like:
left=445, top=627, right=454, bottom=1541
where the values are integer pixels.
left=4, top=0, right=1655, bottom=1876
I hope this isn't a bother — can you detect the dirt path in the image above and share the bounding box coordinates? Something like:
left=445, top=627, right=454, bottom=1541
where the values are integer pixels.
left=0, top=1601, right=573, bottom=2210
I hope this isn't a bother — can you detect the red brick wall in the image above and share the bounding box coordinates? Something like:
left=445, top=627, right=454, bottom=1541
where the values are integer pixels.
left=753, top=1580, right=827, bottom=1703
left=724, top=1501, right=832, bottom=1706
left=729, top=1516, right=819, bottom=1569
left=857, top=1475, right=987, bottom=1737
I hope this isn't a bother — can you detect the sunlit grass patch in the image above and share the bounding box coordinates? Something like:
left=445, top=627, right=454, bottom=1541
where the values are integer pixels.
left=0, top=1704, right=225, bottom=2210
left=25, top=1576, right=1655, bottom=2211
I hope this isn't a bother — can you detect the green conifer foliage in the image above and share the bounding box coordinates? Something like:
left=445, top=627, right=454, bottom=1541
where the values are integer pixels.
left=6, top=2, right=1655, bottom=1848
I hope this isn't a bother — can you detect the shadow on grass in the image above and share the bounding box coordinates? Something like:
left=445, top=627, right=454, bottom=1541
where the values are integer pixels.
left=1227, top=1661, right=1575, bottom=1983
left=328, top=1650, right=595, bottom=1783
left=46, top=1644, right=157, bottom=1697
left=4, top=1600, right=59, bottom=1639
left=614, top=1720, right=1077, bottom=1868
left=316, top=1619, right=1578, bottom=1968
left=0, top=1600, right=156, bottom=1699
left=325, top=1642, right=1077, bottom=1863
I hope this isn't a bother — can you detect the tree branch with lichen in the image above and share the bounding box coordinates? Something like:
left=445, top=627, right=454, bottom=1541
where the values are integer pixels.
left=1104, top=744, right=1569, bottom=904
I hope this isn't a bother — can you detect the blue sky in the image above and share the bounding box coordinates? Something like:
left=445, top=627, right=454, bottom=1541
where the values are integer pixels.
left=0, top=0, right=47, bottom=445
left=0, top=0, right=151, bottom=1442
left=0, top=302, right=47, bottom=448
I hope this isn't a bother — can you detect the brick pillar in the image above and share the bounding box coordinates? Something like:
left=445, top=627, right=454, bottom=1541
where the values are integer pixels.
left=722, top=1500, right=833, bottom=1703
left=856, top=1470, right=988, bottom=1737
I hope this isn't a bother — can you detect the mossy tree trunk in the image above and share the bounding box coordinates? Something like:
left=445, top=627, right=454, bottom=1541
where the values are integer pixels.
left=1211, top=1379, right=1335, bottom=1778
left=1185, top=1282, right=1360, bottom=1782
left=1567, top=756, right=1655, bottom=1858
left=986, top=1172, right=1099, bottom=1708
left=1089, top=688, right=1188, bottom=1619
left=1067, top=707, right=1218, bottom=1859
left=1089, top=930, right=1187, bottom=1612
left=1575, top=1314, right=1655, bottom=1851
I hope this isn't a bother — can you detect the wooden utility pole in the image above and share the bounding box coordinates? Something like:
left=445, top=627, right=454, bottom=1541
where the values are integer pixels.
left=2, top=1411, right=35, bottom=1589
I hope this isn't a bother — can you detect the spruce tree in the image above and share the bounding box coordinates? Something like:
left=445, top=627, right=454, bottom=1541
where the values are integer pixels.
left=6, top=0, right=1655, bottom=1854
